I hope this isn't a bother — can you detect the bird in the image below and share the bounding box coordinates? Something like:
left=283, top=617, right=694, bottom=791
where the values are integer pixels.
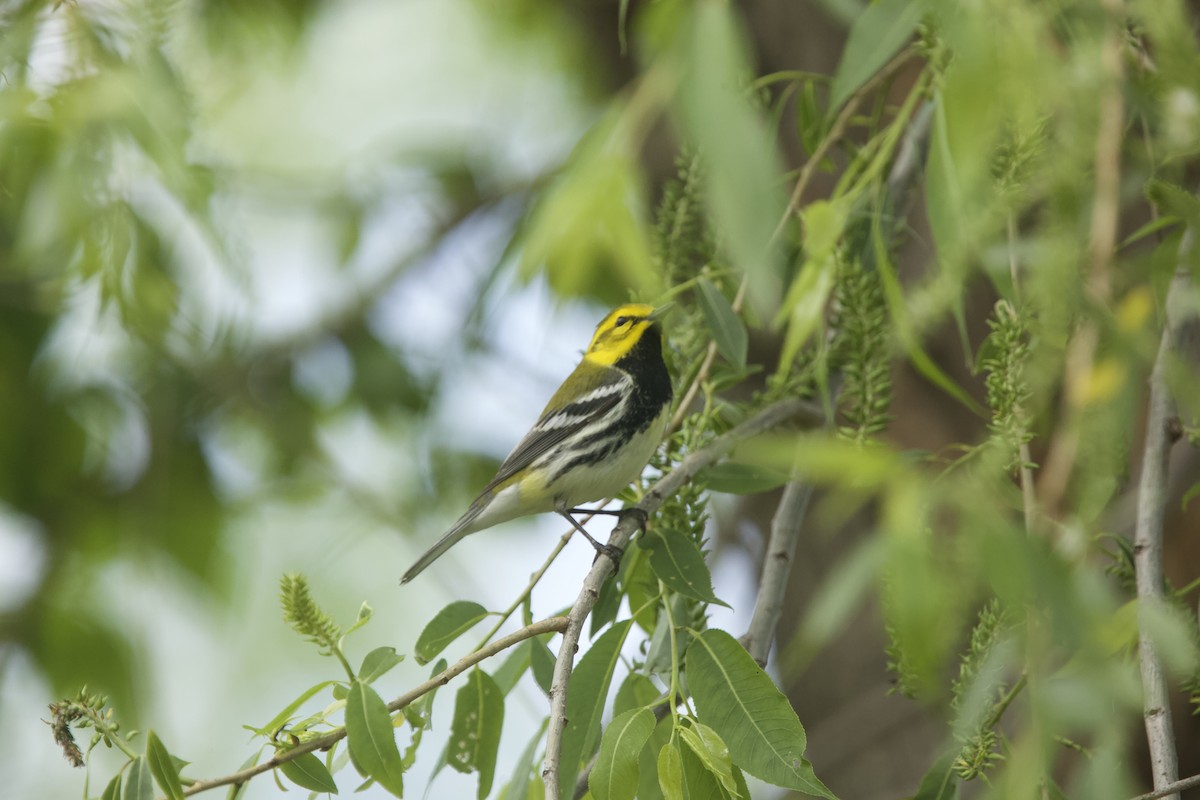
left=400, top=303, right=673, bottom=584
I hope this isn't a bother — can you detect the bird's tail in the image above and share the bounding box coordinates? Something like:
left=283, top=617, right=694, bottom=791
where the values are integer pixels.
left=399, top=498, right=488, bottom=584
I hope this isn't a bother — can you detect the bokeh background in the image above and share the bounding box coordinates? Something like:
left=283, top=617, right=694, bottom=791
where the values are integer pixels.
left=3, top=0, right=1200, bottom=799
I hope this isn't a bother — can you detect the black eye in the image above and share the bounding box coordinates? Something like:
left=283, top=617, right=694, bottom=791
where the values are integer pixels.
left=615, top=316, right=631, bottom=327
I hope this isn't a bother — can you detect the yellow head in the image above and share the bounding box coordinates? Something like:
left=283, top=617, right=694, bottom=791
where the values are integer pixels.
left=584, top=303, right=667, bottom=366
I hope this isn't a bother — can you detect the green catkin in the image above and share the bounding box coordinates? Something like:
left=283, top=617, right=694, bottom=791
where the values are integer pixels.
left=280, top=573, right=342, bottom=655
left=831, top=257, right=891, bottom=443
left=982, top=301, right=1033, bottom=472
left=951, top=599, right=1013, bottom=781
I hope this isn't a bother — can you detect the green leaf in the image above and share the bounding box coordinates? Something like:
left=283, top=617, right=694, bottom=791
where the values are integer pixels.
left=559, top=620, right=634, bottom=795
left=613, top=672, right=660, bottom=717
left=492, top=639, right=533, bottom=695
left=829, top=0, right=920, bottom=110
left=686, top=630, right=835, bottom=798
left=447, top=668, right=505, bottom=800
left=696, top=278, right=748, bottom=368
left=344, top=602, right=374, bottom=638
left=776, top=253, right=838, bottom=377
left=677, top=2, right=787, bottom=318
left=518, top=110, right=658, bottom=302
left=358, top=647, right=404, bottom=684
left=146, top=731, right=184, bottom=800
left=912, top=750, right=961, bottom=800
left=592, top=575, right=623, bottom=638
left=658, top=741, right=684, bottom=800
left=678, top=737, right=732, bottom=800
left=639, top=718, right=674, bottom=800
left=345, top=680, right=405, bottom=797
left=590, top=708, right=656, bottom=800
left=679, top=722, right=737, bottom=795
left=703, top=462, right=789, bottom=495
left=225, top=749, right=262, bottom=800
left=1182, top=481, right=1200, bottom=512
left=502, top=717, right=548, bottom=800
left=643, top=532, right=730, bottom=608
left=415, top=601, right=489, bottom=665
left=101, top=774, right=121, bottom=800
left=530, top=638, right=557, bottom=695
left=280, top=752, right=340, bottom=795
left=872, top=210, right=984, bottom=414
left=123, top=757, right=153, bottom=800
left=249, top=681, right=341, bottom=736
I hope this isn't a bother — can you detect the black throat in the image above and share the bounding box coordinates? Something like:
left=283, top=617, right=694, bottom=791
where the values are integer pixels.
left=616, top=325, right=673, bottom=412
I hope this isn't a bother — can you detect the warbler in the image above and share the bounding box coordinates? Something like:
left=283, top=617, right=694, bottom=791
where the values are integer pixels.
left=401, top=303, right=673, bottom=584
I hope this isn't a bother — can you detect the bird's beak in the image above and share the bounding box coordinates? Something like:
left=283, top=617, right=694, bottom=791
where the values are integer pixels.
left=647, top=303, right=675, bottom=324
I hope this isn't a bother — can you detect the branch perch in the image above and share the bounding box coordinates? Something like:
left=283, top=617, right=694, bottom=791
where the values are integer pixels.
left=172, top=616, right=567, bottom=799
left=1132, top=216, right=1197, bottom=800
left=540, top=396, right=824, bottom=800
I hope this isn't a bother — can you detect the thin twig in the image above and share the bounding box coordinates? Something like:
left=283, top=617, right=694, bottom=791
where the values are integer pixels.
left=541, top=397, right=824, bottom=800
left=1132, top=222, right=1197, bottom=800
left=1038, top=0, right=1126, bottom=515
left=173, top=616, right=568, bottom=799
left=1130, top=773, right=1200, bottom=800
left=743, top=481, right=815, bottom=666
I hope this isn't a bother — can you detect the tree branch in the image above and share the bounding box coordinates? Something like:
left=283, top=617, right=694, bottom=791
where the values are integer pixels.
left=541, top=396, right=824, bottom=800
left=743, top=480, right=815, bottom=666
left=1130, top=773, right=1200, bottom=800
left=1132, top=219, right=1197, bottom=800
left=173, top=616, right=568, bottom=799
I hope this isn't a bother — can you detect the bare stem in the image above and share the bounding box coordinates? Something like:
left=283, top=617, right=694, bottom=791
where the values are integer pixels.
left=743, top=481, right=815, bottom=666
left=541, top=397, right=824, bottom=800
left=1038, top=0, right=1125, bottom=516
left=1133, top=242, right=1197, bottom=800
left=173, top=616, right=567, bottom=799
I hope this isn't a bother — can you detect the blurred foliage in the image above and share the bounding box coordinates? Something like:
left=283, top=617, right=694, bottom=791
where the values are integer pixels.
left=10, top=0, right=1200, bottom=798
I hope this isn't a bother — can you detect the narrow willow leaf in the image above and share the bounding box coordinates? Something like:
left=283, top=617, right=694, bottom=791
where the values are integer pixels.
left=559, top=620, right=634, bottom=795
left=530, top=638, right=557, bottom=695
left=146, top=731, right=184, bottom=800
left=912, top=750, right=961, bottom=800
left=492, top=639, right=533, bottom=695
left=226, top=749, right=261, bottom=800
left=345, top=680, right=405, bottom=797
left=502, top=717, right=548, bottom=800
left=613, top=672, right=660, bottom=717
left=678, top=3, right=787, bottom=318
left=123, top=756, right=153, bottom=800
left=100, top=774, right=121, bottom=800
left=249, top=680, right=340, bottom=736
left=590, top=708, right=656, bottom=800
left=280, top=752, right=339, bottom=794
left=447, top=668, right=505, bottom=800
left=643, top=532, right=730, bottom=608
left=639, top=718, right=674, bottom=800
left=657, top=741, right=684, bottom=800
left=592, top=575, right=623, bottom=638
left=703, top=462, right=789, bottom=495
left=679, top=722, right=737, bottom=794
left=872, top=210, right=982, bottom=414
left=829, top=0, right=921, bottom=109
left=415, top=601, right=489, bottom=665
left=686, top=630, right=835, bottom=798
left=697, top=277, right=748, bottom=368
left=358, top=647, right=404, bottom=684
left=679, top=738, right=732, bottom=800
left=776, top=256, right=837, bottom=377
